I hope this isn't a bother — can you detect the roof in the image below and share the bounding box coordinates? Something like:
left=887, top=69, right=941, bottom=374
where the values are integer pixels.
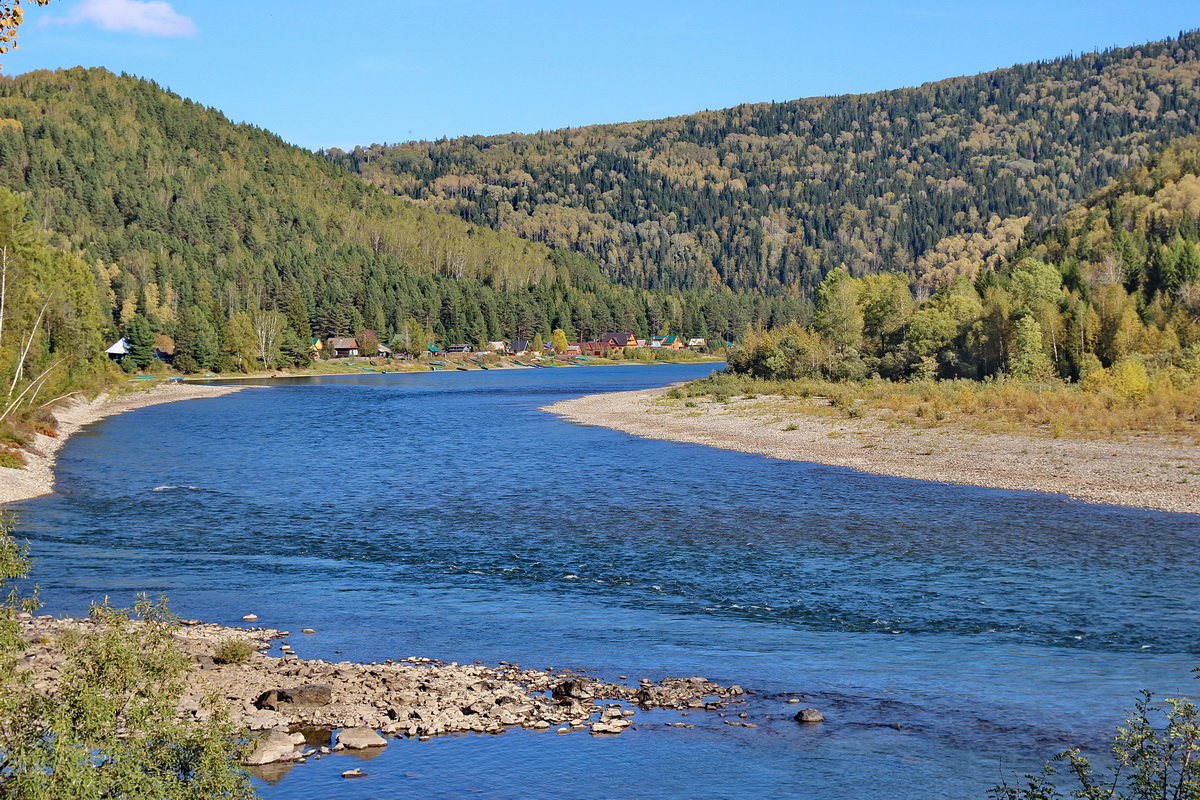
left=661, top=335, right=678, bottom=344
left=375, top=343, right=392, bottom=353
left=512, top=339, right=531, bottom=350
left=327, top=337, right=359, bottom=349
left=105, top=338, right=129, bottom=355
left=427, top=344, right=441, bottom=352
left=598, top=332, right=636, bottom=347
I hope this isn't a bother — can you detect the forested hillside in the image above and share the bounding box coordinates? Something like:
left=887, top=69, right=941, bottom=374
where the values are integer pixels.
left=331, top=32, right=1200, bottom=296
left=725, top=134, right=1200, bottom=388
left=0, top=68, right=803, bottom=374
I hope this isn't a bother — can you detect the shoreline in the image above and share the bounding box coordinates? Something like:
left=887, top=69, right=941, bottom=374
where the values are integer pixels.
left=0, top=383, right=249, bottom=506
left=16, top=612, right=755, bottom=777
left=544, top=386, right=1200, bottom=516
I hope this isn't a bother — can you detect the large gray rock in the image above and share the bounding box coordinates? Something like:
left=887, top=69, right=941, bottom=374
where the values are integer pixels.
left=243, top=730, right=298, bottom=765
left=552, top=679, right=593, bottom=702
left=254, top=684, right=334, bottom=710
left=336, top=727, right=387, bottom=749
left=794, top=708, right=825, bottom=724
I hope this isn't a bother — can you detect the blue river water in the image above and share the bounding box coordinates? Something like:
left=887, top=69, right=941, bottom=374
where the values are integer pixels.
left=9, top=363, right=1200, bottom=799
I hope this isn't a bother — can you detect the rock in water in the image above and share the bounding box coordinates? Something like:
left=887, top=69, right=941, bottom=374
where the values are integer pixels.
left=243, top=729, right=298, bottom=765
left=794, top=708, right=825, bottom=724
left=341, top=768, right=367, bottom=779
left=254, top=683, right=334, bottom=710
left=551, top=678, right=593, bottom=702
left=241, top=614, right=258, bottom=621
left=336, top=727, right=387, bottom=749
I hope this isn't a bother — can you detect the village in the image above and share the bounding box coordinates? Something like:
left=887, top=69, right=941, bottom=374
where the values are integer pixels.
left=102, top=330, right=719, bottom=373
left=315, top=332, right=712, bottom=361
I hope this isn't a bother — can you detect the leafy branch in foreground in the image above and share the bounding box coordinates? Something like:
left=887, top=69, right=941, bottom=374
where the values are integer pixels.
left=991, top=685, right=1200, bottom=800
left=0, top=515, right=256, bottom=799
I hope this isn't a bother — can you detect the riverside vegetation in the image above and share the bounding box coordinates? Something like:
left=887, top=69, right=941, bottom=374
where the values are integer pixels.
left=679, top=134, right=1200, bottom=440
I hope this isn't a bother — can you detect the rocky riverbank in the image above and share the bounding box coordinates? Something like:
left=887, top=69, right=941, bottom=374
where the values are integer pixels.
left=544, top=386, right=1200, bottom=515
left=0, top=382, right=249, bottom=505
left=13, top=613, right=781, bottom=779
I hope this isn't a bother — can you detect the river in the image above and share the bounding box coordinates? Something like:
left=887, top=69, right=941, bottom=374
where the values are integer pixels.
left=10, top=363, right=1200, bottom=799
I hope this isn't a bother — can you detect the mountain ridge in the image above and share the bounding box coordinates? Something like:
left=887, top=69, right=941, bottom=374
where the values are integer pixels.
left=329, top=31, right=1200, bottom=296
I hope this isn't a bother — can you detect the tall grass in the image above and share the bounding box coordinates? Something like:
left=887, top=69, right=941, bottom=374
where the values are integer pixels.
left=676, top=370, right=1200, bottom=441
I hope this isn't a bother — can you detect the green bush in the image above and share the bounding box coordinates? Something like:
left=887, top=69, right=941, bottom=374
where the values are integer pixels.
left=213, top=638, right=255, bottom=665
left=0, top=516, right=255, bottom=799
left=991, top=684, right=1200, bottom=800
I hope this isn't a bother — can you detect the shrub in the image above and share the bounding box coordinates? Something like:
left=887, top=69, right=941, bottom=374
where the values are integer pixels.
left=991, top=684, right=1200, bottom=800
left=213, top=638, right=254, bottom=665
left=0, top=516, right=255, bottom=798
left=0, top=450, right=25, bottom=469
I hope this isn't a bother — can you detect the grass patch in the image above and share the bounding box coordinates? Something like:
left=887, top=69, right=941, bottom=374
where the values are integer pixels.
left=212, top=638, right=254, bottom=665
left=678, top=371, right=1200, bottom=442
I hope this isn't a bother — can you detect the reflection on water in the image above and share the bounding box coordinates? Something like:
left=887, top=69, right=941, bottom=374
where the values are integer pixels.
left=12, top=364, right=1200, bottom=799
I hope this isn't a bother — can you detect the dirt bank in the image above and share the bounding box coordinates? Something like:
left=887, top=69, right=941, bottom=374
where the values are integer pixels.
left=544, top=387, right=1200, bottom=515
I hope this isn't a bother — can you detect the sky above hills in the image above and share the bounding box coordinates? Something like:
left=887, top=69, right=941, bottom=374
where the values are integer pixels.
left=3, top=0, right=1198, bottom=150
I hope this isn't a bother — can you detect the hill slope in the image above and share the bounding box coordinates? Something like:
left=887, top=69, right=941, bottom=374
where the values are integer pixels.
left=331, top=32, right=1200, bottom=295
left=725, top=134, right=1200, bottom=385
left=0, top=68, right=802, bottom=359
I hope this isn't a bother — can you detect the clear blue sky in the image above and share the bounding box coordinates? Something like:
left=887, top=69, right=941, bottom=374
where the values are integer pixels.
left=3, top=0, right=1198, bottom=150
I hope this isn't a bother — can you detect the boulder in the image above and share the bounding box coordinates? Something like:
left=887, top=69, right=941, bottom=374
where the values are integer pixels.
left=336, top=727, right=387, bottom=750
left=794, top=708, right=825, bottom=724
left=551, top=679, right=593, bottom=702
left=255, top=684, right=334, bottom=710
left=243, top=730, right=298, bottom=766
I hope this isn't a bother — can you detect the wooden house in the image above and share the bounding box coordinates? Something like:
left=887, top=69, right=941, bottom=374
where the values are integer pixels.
left=597, top=332, right=637, bottom=353
left=445, top=343, right=472, bottom=354
left=327, top=337, right=360, bottom=358
left=688, top=338, right=707, bottom=350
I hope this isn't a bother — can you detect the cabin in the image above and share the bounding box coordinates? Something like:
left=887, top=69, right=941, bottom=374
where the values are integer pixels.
left=510, top=340, right=531, bottom=356
left=597, top=332, right=637, bottom=353
left=660, top=335, right=685, bottom=351
left=487, top=341, right=507, bottom=352
left=104, top=338, right=130, bottom=361
left=445, top=343, right=472, bottom=354
left=327, top=337, right=360, bottom=358
left=375, top=343, right=393, bottom=359
left=579, top=340, right=608, bottom=356
left=688, top=338, right=707, bottom=350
